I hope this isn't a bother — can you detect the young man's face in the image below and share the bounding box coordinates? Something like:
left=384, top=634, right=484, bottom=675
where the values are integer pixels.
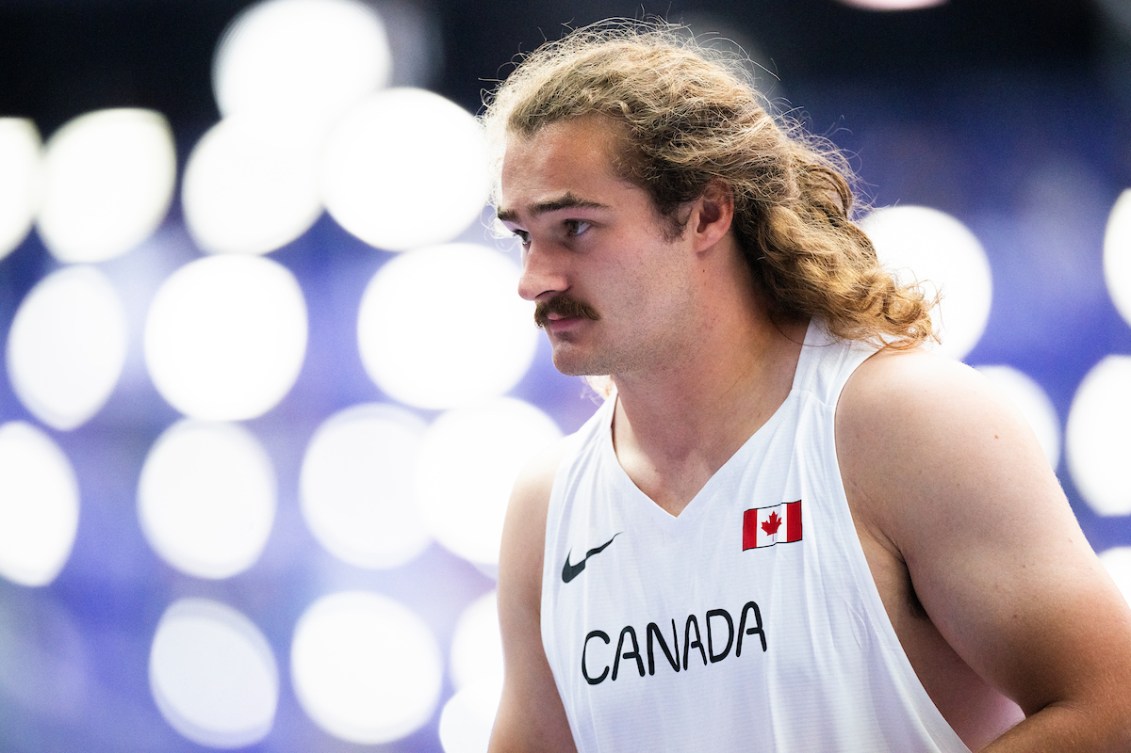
left=496, top=116, right=697, bottom=379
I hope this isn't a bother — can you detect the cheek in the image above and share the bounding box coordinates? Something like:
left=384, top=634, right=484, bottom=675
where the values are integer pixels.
left=593, top=233, right=692, bottom=314
left=613, top=272, right=690, bottom=334
left=638, top=252, right=695, bottom=304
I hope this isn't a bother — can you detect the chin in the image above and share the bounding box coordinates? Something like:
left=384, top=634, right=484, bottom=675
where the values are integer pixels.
left=550, top=349, right=602, bottom=378
left=551, top=359, right=592, bottom=377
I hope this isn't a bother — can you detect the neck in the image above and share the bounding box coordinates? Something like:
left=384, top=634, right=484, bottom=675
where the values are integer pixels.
left=601, top=233, right=809, bottom=514
left=603, top=300, right=806, bottom=519
left=611, top=313, right=807, bottom=466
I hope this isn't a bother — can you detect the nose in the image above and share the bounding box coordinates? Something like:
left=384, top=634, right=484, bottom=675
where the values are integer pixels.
left=517, top=244, right=567, bottom=302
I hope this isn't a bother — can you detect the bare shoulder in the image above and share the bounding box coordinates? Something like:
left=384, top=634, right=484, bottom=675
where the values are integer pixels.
left=490, top=437, right=577, bottom=753
left=834, top=343, right=1072, bottom=577
left=498, top=437, right=573, bottom=618
left=835, top=345, right=1131, bottom=730
left=502, top=438, right=572, bottom=575
left=834, top=346, right=1052, bottom=514
left=511, top=438, right=570, bottom=511
left=836, top=345, right=1018, bottom=450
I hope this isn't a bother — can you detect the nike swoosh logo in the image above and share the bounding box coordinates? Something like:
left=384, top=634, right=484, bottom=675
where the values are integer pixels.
left=561, top=533, right=621, bottom=584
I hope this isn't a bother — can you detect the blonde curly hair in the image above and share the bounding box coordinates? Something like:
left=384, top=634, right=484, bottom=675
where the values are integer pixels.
left=481, top=20, right=935, bottom=348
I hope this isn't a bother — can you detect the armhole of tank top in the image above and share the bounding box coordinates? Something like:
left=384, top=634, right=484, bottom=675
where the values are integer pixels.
left=826, top=347, right=974, bottom=753
left=539, top=399, right=616, bottom=664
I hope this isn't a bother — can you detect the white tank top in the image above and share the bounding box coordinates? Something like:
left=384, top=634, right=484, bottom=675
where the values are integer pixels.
left=540, top=321, right=971, bottom=753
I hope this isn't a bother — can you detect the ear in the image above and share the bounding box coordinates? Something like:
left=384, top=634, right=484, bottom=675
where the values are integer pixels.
left=689, top=180, right=734, bottom=253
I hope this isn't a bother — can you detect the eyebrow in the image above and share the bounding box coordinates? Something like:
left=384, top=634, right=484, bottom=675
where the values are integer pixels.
left=496, top=192, right=610, bottom=224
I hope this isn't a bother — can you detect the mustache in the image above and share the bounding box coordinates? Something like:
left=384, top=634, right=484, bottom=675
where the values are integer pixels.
left=534, top=296, right=601, bottom=328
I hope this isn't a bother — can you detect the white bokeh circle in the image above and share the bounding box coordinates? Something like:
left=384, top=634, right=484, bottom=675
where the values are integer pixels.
left=860, top=205, right=993, bottom=358
left=300, top=403, right=432, bottom=569
left=212, top=0, right=391, bottom=122
left=416, top=398, right=563, bottom=569
left=321, top=88, right=489, bottom=251
left=144, top=254, right=308, bottom=420
left=291, top=591, right=443, bottom=744
left=0, top=587, right=88, bottom=719
left=1104, top=188, right=1131, bottom=328
left=357, top=243, right=536, bottom=409
left=974, top=365, right=1061, bottom=468
left=38, top=108, right=176, bottom=263
left=0, top=118, right=41, bottom=261
left=835, top=0, right=946, bottom=8
left=149, top=598, right=279, bottom=748
left=449, top=590, right=502, bottom=692
left=181, top=114, right=324, bottom=255
left=0, top=422, right=80, bottom=587
left=1100, top=547, right=1131, bottom=607
left=138, top=420, right=277, bottom=579
left=438, top=682, right=503, bottom=753
left=1066, top=355, right=1131, bottom=516
left=6, top=266, right=128, bottom=430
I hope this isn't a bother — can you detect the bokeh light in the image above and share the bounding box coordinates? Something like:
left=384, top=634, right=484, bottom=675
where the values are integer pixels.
left=417, top=398, right=562, bottom=569
left=144, top=254, right=308, bottom=420
left=1104, top=189, right=1131, bottom=328
left=449, top=590, right=502, bottom=692
left=834, top=0, right=946, bottom=9
left=438, top=683, right=502, bottom=753
left=149, top=598, right=279, bottom=748
left=37, top=109, right=176, bottom=263
left=138, top=420, right=277, bottom=579
left=0, top=590, right=89, bottom=721
left=1100, top=547, right=1131, bottom=606
left=441, top=591, right=505, bottom=753
left=291, top=591, right=443, bottom=744
left=212, top=0, right=391, bottom=123
left=0, top=118, right=40, bottom=261
left=6, top=266, right=128, bottom=430
left=357, top=243, right=536, bottom=409
left=300, top=403, right=432, bottom=569
left=975, top=365, right=1061, bottom=468
left=0, top=422, right=80, bottom=587
left=321, top=87, right=489, bottom=251
left=860, top=205, right=993, bottom=358
left=1066, top=355, right=1131, bottom=516
left=181, top=114, right=323, bottom=255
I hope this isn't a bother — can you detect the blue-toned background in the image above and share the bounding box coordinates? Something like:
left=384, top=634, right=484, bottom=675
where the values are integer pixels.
left=0, top=1, right=1128, bottom=751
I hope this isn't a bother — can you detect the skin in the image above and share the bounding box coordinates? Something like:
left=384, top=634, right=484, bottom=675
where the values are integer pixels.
left=489, top=115, right=1131, bottom=752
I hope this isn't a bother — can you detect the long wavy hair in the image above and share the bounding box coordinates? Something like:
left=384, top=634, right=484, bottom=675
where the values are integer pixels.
left=481, top=20, right=936, bottom=348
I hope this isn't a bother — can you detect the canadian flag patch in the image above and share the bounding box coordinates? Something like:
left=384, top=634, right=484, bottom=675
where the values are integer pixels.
left=742, top=500, right=803, bottom=550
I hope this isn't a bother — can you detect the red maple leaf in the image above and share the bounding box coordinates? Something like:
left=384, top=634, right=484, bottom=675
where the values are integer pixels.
left=761, top=511, right=783, bottom=537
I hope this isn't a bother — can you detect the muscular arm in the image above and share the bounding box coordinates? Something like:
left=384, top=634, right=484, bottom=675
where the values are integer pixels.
left=838, top=350, right=1131, bottom=752
left=488, top=445, right=577, bottom=753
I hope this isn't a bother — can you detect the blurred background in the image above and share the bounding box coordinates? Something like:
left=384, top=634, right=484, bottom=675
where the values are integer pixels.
left=0, top=0, right=1129, bottom=751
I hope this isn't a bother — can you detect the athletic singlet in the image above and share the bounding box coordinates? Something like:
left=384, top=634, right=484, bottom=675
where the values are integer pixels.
left=540, top=320, right=971, bottom=753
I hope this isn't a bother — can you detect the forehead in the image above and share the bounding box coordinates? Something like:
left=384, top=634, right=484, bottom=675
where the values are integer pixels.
left=497, top=116, right=632, bottom=218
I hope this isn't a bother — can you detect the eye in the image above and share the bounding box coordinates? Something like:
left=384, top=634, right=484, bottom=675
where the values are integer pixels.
left=563, top=219, right=591, bottom=238
left=511, top=228, right=531, bottom=249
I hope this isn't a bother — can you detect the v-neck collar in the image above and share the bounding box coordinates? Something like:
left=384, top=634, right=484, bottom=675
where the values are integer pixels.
left=599, top=319, right=821, bottom=525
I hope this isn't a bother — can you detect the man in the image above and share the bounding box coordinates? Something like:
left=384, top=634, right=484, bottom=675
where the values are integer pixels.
left=482, top=20, right=1131, bottom=752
